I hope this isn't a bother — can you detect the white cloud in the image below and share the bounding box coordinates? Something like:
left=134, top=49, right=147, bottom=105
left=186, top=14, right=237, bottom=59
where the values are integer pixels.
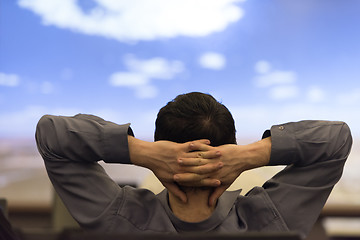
left=253, top=61, right=300, bottom=101
left=254, top=60, right=271, bottom=74
left=124, top=55, right=184, bottom=79
left=254, top=70, right=297, bottom=88
left=0, top=72, right=20, bottom=87
left=18, top=0, right=245, bottom=42
left=109, top=72, right=149, bottom=87
left=198, top=52, right=226, bottom=70
left=307, top=86, right=325, bottom=102
left=109, top=55, right=184, bottom=98
left=269, top=85, right=299, bottom=100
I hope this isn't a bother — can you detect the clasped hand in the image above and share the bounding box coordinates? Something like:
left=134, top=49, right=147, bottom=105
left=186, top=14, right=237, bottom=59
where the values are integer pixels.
left=130, top=136, right=270, bottom=207
left=148, top=140, right=246, bottom=207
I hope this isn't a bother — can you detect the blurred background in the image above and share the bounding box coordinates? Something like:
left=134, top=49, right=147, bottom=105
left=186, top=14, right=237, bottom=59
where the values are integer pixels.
left=1, top=0, right=360, bottom=239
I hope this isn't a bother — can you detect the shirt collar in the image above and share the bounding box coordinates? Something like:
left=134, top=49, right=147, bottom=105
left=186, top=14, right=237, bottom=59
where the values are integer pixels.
left=157, top=189, right=242, bottom=232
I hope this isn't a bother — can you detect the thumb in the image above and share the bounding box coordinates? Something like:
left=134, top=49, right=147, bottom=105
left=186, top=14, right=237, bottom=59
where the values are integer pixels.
left=209, top=186, right=226, bottom=207
left=164, top=183, right=187, bottom=203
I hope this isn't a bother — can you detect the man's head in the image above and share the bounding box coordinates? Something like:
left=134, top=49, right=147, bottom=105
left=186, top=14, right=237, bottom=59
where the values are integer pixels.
left=155, top=92, right=236, bottom=146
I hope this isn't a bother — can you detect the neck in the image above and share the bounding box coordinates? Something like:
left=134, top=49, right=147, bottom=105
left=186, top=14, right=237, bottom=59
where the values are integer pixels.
left=168, top=188, right=215, bottom=222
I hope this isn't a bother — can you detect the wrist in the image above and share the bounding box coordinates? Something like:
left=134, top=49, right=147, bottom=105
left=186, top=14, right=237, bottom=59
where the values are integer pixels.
left=242, top=137, right=271, bottom=171
left=128, top=136, right=153, bottom=168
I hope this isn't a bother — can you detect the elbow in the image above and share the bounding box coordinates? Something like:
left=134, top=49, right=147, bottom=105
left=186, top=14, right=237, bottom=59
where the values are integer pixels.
left=334, top=122, right=353, bottom=160
left=35, top=115, right=53, bottom=141
left=35, top=115, right=56, bottom=158
left=342, top=122, right=353, bottom=155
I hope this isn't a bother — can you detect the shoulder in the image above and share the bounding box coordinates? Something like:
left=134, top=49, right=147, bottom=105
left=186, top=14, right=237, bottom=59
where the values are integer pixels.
left=120, top=186, right=159, bottom=208
left=118, top=186, right=165, bottom=219
left=116, top=186, right=172, bottom=231
left=234, top=187, right=289, bottom=231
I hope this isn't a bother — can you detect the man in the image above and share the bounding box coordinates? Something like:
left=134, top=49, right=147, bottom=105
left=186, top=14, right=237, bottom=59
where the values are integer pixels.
left=35, top=92, right=352, bottom=238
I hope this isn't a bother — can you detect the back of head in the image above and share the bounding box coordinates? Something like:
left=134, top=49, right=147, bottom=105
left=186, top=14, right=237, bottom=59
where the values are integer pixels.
left=155, top=92, right=236, bottom=146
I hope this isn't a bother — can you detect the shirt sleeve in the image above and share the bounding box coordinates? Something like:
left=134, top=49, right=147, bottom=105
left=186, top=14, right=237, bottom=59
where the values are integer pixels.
left=35, top=114, right=135, bottom=229
left=262, top=120, right=352, bottom=237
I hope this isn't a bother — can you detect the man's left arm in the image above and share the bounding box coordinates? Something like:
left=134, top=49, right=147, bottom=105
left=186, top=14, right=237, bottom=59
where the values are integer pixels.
left=262, top=120, right=352, bottom=236
left=36, top=114, right=221, bottom=209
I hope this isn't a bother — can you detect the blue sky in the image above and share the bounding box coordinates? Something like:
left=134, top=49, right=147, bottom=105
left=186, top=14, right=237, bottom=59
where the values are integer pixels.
left=1, top=0, right=360, bottom=139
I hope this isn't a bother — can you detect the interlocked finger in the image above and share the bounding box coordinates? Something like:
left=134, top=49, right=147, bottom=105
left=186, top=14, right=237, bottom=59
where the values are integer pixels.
left=174, top=172, right=206, bottom=183
left=198, top=150, right=221, bottom=159
left=178, top=161, right=223, bottom=175
left=178, top=156, right=208, bottom=166
left=174, top=173, right=221, bottom=187
left=187, top=141, right=213, bottom=152
left=179, top=150, right=221, bottom=166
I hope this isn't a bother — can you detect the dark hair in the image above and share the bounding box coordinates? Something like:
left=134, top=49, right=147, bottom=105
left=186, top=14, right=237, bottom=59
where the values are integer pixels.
left=154, top=92, right=236, bottom=146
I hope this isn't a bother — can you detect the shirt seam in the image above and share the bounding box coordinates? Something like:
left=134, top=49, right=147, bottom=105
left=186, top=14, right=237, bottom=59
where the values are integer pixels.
left=259, top=190, right=289, bottom=231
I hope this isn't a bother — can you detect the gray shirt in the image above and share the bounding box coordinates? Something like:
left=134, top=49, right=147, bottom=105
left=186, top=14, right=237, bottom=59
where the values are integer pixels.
left=35, top=114, right=352, bottom=238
